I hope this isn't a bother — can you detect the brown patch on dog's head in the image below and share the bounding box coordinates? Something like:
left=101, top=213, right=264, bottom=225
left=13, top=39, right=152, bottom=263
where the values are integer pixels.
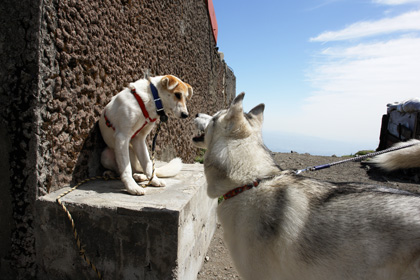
left=161, top=75, right=193, bottom=98
left=161, top=75, right=193, bottom=97
left=160, top=75, right=193, bottom=118
left=184, top=82, right=193, bottom=100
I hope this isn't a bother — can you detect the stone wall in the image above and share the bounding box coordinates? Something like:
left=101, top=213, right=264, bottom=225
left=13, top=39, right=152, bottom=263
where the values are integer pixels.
left=39, top=0, right=235, bottom=194
left=0, top=0, right=42, bottom=278
left=0, top=0, right=235, bottom=278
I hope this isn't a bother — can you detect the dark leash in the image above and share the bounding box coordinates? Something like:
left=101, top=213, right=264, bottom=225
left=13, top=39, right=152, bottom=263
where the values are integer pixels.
left=295, top=141, right=419, bottom=175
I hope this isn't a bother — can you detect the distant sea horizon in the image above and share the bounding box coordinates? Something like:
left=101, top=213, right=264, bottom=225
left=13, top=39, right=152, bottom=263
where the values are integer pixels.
left=263, top=130, right=378, bottom=157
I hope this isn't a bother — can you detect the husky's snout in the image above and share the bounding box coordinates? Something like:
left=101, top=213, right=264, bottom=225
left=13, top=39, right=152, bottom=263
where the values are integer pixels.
left=192, top=113, right=211, bottom=144
left=195, top=113, right=211, bottom=130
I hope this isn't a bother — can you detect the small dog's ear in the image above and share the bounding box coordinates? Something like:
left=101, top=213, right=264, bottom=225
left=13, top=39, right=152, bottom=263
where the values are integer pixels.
left=161, top=75, right=179, bottom=90
left=248, top=103, right=265, bottom=124
left=186, top=83, right=193, bottom=100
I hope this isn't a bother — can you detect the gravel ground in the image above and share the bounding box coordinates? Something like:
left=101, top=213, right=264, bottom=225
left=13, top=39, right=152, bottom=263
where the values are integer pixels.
left=197, top=151, right=420, bottom=279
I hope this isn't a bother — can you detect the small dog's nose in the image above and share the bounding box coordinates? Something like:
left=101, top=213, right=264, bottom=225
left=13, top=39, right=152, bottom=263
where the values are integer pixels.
left=195, top=113, right=199, bottom=118
left=181, top=112, right=189, bottom=119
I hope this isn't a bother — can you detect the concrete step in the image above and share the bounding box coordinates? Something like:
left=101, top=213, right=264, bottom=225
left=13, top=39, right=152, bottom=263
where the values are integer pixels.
left=35, top=163, right=216, bottom=280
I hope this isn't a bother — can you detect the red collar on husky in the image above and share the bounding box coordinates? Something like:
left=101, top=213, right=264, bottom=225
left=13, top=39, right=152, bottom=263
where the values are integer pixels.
left=223, top=179, right=261, bottom=200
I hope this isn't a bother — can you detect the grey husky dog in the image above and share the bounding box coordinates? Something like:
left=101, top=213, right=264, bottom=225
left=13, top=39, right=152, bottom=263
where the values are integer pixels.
left=192, top=92, right=420, bottom=280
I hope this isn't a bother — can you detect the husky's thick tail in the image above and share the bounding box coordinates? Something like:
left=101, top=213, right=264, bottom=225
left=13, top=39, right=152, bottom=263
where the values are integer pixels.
left=372, top=139, right=420, bottom=171
left=155, top=157, right=183, bottom=177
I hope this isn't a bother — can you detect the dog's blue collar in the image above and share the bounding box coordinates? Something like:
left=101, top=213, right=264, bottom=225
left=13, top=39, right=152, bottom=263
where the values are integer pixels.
left=149, top=81, right=168, bottom=122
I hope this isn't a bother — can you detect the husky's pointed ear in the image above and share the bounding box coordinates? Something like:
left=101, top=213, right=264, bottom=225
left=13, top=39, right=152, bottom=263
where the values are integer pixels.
left=226, top=92, right=245, bottom=120
left=232, top=92, right=245, bottom=105
left=248, top=103, right=265, bottom=125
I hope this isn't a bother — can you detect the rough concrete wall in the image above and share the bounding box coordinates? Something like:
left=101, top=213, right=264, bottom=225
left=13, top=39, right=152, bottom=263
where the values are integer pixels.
left=39, top=0, right=235, bottom=194
left=1, top=0, right=235, bottom=278
left=36, top=200, right=179, bottom=279
left=0, top=0, right=42, bottom=278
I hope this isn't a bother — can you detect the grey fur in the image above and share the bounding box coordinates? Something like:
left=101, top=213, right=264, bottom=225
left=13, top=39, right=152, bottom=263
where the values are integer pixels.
left=192, top=93, right=420, bottom=280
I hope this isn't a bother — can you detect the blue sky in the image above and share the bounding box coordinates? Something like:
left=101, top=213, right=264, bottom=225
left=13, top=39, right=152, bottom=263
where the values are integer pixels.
left=212, top=0, right=420, bottom=155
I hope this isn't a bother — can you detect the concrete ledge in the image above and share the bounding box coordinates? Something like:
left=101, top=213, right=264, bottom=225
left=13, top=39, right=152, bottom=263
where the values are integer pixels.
left=35, top=163, right=216, bottom=280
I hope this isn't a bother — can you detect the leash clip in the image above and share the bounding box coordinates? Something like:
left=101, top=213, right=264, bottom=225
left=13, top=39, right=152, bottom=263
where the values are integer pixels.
left=160, top=114, right=168, bottom=122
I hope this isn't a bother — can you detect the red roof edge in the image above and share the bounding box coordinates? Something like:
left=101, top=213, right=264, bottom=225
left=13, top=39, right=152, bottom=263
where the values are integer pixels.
left=206, top=0, right=218, bottom=44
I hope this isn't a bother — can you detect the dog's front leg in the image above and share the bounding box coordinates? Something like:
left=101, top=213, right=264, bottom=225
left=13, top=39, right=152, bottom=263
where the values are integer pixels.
left=114, top=133, right=145, bottom=195
left=131, top=133, right=166, bottom=187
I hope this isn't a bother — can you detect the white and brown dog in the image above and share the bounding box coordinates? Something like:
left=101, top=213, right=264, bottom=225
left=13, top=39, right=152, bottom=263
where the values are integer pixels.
left=99, top=75, right=193, bottom=195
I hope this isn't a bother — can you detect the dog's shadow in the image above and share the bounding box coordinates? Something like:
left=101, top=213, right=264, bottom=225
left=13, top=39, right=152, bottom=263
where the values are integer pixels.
left=72, top=122, right=106, bottom=184
left=71, top=122, right=127, bottom=195
left=71, top=122, right=152, bottom=195
left=73, top=177, right=128, bottom=195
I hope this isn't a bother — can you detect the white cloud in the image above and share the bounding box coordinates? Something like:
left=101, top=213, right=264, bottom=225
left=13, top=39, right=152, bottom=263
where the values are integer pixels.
left=373, top=0, right=420, bottom=5
left=263, top=6, right=420, bottom=153
left=310, top=10, right=420, bottom=41
left=275, top=37, right=420, bottom=147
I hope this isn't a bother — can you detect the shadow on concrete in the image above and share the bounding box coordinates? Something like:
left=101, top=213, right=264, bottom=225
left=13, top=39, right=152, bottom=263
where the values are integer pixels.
left=75, top=178, right=127, bottom=194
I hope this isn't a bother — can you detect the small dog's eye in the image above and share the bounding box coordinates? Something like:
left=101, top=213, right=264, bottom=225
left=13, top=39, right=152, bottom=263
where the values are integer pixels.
left=175, top=93, right=182, bottom=100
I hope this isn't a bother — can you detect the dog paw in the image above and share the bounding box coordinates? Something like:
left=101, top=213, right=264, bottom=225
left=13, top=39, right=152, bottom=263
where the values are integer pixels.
left=133, top=173, right=148, bottom=182
left=125, top=182, right=145, bottom=196
left=103, top=170, right=117, bottom=179
left=150, top=176, right=166, bottom=187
